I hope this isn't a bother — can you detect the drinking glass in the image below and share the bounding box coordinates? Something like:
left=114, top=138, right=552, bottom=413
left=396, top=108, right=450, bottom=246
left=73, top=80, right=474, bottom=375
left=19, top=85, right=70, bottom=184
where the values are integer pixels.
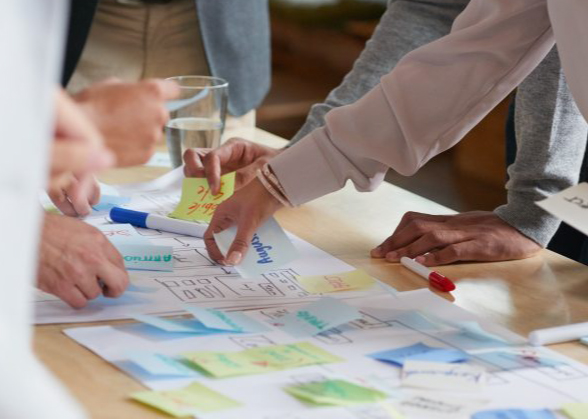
left=165, top=76, right=228, bottom=168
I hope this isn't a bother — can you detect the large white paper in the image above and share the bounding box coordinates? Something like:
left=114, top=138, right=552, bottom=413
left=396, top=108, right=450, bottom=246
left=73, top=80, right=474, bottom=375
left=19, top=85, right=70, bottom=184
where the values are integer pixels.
left=65, top=290, right=588, bottom=419
left=34, top=173, right=383, bottom=324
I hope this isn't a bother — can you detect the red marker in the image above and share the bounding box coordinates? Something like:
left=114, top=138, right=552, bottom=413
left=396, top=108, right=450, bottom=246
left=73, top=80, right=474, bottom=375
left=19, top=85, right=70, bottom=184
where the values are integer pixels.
left=400, top=257, right=456, bottom=292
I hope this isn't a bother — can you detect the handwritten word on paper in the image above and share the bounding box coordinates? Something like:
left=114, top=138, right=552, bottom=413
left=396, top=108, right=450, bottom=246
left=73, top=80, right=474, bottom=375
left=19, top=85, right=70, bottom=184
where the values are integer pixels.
left=126, top=351, right=199, bottom=377
left=284, top=379, right=388, bottom=406
left=118, top=244, right=174, bottom=272
left=99, top=223, right=149, bottom=247
left=562, top=403, right=588, bottom=419
left=399, top=394, right=487, bottom=419
left=473, top=409, right=556, bottom=419
left=536, top=183, right=588, bottom=236
left=270, top=297, right=361, bottom=338
left=131, top=382, right=240, bottom=417
left=183, top=306, right=269, bottom=333
left=402, top=360, right=486, bottom=392
left=368, top=342, right=468, bottom=367
left=214, top=217, right=299, bottom=278
left=181, top=342, right=342, bottom=378
left=296, top=269, right=376, bottom=294
left=169, top=173, right=235, bottom=223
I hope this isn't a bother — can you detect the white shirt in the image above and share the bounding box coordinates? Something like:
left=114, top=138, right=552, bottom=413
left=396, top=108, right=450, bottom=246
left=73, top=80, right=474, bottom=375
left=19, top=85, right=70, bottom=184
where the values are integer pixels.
left=0, top=1, right=85, bottom=417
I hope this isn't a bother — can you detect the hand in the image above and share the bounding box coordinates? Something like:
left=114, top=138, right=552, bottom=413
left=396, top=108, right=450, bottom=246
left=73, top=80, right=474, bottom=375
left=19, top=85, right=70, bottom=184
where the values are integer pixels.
left=48, top=174, right=100, bottom=217
left=50, top=89, right=114, bottom=194
left=370, top=211, right=542, bottom=266
left=183, top=138, right=282, bottom=195
left=74, top=78, right=180, bottom=167
left=205, top=178, right=283, bottom=265
left=37, top=213, right=129, bottom=308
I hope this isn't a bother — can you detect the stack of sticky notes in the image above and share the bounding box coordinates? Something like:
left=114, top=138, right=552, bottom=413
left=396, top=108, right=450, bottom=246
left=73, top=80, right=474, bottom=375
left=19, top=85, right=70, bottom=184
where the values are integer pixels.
left=284, top=379, right=388, bottom=406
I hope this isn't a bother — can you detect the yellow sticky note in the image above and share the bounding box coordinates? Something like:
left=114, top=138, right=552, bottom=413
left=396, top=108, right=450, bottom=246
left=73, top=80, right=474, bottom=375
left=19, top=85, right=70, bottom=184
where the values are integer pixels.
left=131, top=382, right=240, bottom=417
left=169, top=173, right=235, bottom=223
left=562, top=403, right=588, bottom=419
left=297, top=269, right=376, bottom=294
left=284, top=379, right=388, bottom=406
left=182, top=342, right=342, bottom=378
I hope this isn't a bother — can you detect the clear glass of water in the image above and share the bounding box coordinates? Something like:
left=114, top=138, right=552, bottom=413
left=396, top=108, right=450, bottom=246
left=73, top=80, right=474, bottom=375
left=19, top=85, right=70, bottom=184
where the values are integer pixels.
left=165, top=76, right=228, bottom=168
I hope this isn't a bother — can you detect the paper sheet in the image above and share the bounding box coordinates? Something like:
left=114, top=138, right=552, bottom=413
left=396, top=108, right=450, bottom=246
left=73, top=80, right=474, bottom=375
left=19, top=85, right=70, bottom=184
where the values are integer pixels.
left=536, top=183, right=588, bottom=236
left=34, top=174, right=385, bottom=324
left=65, top=290, right=588, bottom=419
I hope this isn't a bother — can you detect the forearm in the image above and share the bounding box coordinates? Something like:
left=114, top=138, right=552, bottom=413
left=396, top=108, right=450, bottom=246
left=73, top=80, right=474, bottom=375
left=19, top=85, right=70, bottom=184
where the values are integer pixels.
left=272, top=0, right=554, bottom=206
left=495, top=47, right=588, bottom=247
left=291, top=0, right=467, bottom=144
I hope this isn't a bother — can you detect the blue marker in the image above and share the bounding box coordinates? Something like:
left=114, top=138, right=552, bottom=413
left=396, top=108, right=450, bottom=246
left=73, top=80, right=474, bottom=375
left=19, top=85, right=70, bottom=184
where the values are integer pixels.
left=110, top=207, right=206, bottom=238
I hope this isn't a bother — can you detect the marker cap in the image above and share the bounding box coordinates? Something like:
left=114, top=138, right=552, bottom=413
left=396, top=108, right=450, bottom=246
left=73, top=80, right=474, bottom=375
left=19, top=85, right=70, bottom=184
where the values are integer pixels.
left=110, top=207, right=149, bottom=228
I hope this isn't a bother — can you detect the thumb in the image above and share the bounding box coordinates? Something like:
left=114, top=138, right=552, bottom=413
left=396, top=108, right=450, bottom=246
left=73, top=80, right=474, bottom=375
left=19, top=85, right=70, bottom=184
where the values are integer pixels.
left=225, top=221, right=259, bottom=266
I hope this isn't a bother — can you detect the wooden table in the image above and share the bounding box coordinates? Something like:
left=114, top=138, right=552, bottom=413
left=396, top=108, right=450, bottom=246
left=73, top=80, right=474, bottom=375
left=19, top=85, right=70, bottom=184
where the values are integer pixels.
left=34, top=128, right=588, bottom=418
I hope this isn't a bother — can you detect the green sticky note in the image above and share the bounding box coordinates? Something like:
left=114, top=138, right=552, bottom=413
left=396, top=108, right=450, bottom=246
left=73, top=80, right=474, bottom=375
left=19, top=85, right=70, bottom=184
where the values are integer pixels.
left=182, top=342, right=342, bottom=378
left=562, top=403, right=588, bottom=419
left=285, top=379, right=388, bottom=406
left=169, top=173, right=235, bottom=222
left=131, top=382, right=240, bottom=417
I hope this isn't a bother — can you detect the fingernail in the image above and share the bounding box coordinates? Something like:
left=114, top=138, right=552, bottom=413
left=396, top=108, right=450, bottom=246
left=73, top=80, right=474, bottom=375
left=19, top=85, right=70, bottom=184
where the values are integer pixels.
left=415, top=255, right=426, bottom=263
left=226, top=251, right=242, bottom=266
left=385, top=251, right=398, bottom=262
left=370, top=246, right=383, bottom=258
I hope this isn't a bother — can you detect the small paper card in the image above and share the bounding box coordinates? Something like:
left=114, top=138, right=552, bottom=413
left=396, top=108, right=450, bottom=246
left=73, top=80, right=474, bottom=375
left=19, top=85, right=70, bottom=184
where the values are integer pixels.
left=214, top=217, right=299, bottom=278
left=92, top=195, right=131, bottom=213
left=284, top=379, right=388, bottom=406
left=399, top=394, right=488, bottom=419
left=126, top=351, right=199, bottom=377
left=473, top=409, right=556, bottom=419
left=183, top=306, right=269, bottom=333
left=296, top=269, right=376, bottom=294
left=181, top=342, right=342, bottom=378
left=368, top=342, right=468, bottom=367
left=131, top=382, right=240, bottom=416
left=269, top=297, right=361, bottom=338
left=561, top=403, right=588, bottom=419
left=402, top=360, right=486, bottom=392
left=118, top=244, right=174, bottom=272
left=169, top=173, right=235, bottom=223
left=536, top=183, right=588, bottom=236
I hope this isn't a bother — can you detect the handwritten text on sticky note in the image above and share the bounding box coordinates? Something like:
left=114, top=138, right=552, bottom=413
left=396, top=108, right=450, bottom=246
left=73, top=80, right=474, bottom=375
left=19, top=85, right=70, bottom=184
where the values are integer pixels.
left=402, top=360, right=486, bottom=392
left=169, top=173, right=235, bottom=222
left=296, top=269, right=376, bottom=294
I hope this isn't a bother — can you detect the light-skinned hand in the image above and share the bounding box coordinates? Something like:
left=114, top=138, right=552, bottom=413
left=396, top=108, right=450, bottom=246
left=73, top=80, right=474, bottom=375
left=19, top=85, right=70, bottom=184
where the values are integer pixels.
left=370, top=211, right=542, bottom=266
left=48, top=174, right=100, bottom=217
left=183, top=138, right=282, bottom=195
left=74, top=78, right=180, bottom=167
left=204, top=178, right=283, bottom=265
left=37, top=213, right=129, bottom=308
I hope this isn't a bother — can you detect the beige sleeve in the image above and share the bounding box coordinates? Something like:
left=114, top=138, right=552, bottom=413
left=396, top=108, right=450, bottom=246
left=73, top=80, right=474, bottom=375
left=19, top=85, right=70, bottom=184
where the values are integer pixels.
left=270, top=0, right=555, bottom=206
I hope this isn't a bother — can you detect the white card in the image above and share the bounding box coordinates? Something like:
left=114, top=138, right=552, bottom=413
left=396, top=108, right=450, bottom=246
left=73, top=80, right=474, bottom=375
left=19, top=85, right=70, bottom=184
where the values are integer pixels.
left=536, top=183, right=588, bottom=236
left=402, top=360, right=486, bottom=392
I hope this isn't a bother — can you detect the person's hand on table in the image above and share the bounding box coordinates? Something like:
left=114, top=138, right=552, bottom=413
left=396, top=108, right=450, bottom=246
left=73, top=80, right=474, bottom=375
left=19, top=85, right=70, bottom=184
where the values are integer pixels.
left=48, top=174, right=100, bottom=217
left=74, top=78, right=180, bottom=167
left=205, top=178, right=284, bottom=265
left=183, top=138, right=282, bottom=195
left=37, top=213, right=129, bottom=308
left=50, top=89, right=114, bottom=204
left=370, top=211, right=542, bottom=266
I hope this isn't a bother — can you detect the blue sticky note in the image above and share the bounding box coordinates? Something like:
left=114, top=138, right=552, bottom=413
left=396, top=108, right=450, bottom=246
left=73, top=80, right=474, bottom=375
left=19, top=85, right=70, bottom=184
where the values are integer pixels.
left=183, top=306, right=269, bottom=333
left=214, top=217, right=299, bottom=278
left=92, top=195, right=131, bottom=212
left=472, top=409, right=556, bottom=419
left=126, top=351, right=199, bottom=377
left=118, top=244, right=174, bottom=272
left=368, top=342, right=468, bottom=367
left=270, top=297, right=361, bottom=338
left=99, top=223, right=150, bottom=247
left=131, top=314, right=233, bottom=335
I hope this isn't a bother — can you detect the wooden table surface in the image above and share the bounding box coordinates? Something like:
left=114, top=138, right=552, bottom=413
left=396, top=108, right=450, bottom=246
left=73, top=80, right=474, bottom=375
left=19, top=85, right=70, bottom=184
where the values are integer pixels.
left=34, top=128, right=588, bottom=418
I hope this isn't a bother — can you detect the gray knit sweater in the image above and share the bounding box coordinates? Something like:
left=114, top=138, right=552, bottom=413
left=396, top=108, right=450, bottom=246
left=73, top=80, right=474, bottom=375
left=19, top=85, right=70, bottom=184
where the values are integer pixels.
left=290, top=0, right=588, bottom=246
